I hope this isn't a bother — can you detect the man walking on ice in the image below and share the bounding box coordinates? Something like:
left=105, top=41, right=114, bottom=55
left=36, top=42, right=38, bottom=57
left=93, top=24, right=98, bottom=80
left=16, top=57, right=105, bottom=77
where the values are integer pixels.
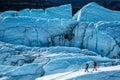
left=93, top=61, right=97, bottom=71
left=85, top=63, right=89, bottom=72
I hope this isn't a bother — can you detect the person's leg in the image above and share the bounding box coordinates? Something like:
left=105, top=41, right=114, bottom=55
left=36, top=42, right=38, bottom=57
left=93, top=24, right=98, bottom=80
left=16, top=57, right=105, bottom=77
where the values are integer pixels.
left=95, top=66, right=97, bottom=71
left=93, top=66, right=97, bottom=71
left=87, top=70, right=89, bottom=72
left=87, top=68, right=89, bottom=72
left=93, top=68, right=94, bottom=71
left=85, top=68, right=87, bottom=72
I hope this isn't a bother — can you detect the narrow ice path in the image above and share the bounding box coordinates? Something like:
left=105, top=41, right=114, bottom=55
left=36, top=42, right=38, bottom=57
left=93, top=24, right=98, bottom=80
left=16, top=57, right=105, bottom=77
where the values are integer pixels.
left=36, top=71, right=72, bottom=80
left=36, top=65, right=120, bottom=80
left=55, top=65, right=120, bottom=80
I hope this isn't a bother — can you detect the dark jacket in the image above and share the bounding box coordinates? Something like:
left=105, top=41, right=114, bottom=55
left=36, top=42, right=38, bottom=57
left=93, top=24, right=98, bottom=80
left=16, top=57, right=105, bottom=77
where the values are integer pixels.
left=86, top=63, right=89, bottom=69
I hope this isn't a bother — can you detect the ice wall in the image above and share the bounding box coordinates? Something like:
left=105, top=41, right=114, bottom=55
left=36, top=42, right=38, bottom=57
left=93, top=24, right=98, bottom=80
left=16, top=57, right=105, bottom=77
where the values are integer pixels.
left=45, top=4, right=72, bottom=19
left=18, top=8, right=30, bottom=17
left=0, top=4, right=72, bottom=19
left=73, top=2, right=120, bottom=22
left=0, top=17, right=119, bottom=58
left=0, top=17, right=77, bottom=47
left=72, top=22, right=120, bottom=58
left=0, top=3, right=120, bottom=80
left=0, top=3, right=120, bottom=58
left=0, top=10, right=18, bottom=17
left=30, top=9, right=45, bottom=18
left=50, top=22, right=120, bottom=58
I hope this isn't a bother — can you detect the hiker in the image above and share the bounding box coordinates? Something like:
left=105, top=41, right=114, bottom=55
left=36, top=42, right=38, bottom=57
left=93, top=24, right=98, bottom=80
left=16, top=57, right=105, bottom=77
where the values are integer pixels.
left=93, top=61, right=97, bottom=71
left=85, top=63, right=89, bottom=72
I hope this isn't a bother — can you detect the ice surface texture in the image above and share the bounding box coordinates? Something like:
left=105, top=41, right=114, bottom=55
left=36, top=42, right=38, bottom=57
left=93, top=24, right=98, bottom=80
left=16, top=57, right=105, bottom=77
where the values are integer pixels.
left=0, top=41, right=117, bottom=79
left=73, top=2, right=120, bottom=22
left=0, top=3, right=120, bottom=58
left=0, top=2, right=120, bottom=80
left=0, top=4, right=72, bottom=19
left=0, top=17, right=119, bottom=58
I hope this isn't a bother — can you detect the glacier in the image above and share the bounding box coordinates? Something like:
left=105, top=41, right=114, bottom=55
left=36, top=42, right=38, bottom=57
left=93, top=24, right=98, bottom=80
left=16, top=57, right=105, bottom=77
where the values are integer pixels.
left=45, top=4, right=72, bottom=19
left=18, top=8, right=31, bottom=17
left=0, top=10, right=18, bottom=17
left=73, top=2, right=120, bottom=22
left=0, top=2, right=120, bottom=80
left=30, top=9, right=45, bottom=18
left=0, top=4, right=72, bottom=19
left=0, top=41, right=118, bottom=80
left=0, top=17, right=119, bottom=58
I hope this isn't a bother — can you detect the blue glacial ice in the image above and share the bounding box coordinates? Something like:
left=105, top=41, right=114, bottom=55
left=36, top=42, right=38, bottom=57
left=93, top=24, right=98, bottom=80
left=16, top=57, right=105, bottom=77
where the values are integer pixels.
left=0, top=41, right=117, bottom=78
left=0, top=10, right=18, bottom=17
left=18, top=8, right=31, bottom=17
left=73, top=2, right=120, bottom=22
left=0, top=2, right=120, bottom=80
left=0, top=4, right=72, bottom=19
left=30, top=9, right=45, bottom=18
left=0, top=17, right=119, bottom=58
left=45, top=4, right=72, bottom=19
